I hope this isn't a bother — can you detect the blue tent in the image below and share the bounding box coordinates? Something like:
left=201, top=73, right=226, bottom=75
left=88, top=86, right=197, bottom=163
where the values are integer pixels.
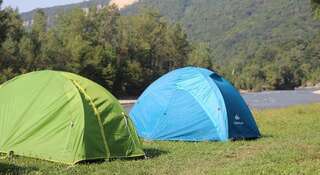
left=130, top=67, right=260, bottom=141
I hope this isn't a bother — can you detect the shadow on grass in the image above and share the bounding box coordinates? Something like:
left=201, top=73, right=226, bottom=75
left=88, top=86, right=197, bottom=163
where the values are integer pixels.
left=79, top=148, right=169, bottom=164
left=230, top=134, right=274, bottom=142
left=0, top=162, right=38, bottom=174
left=144, top=148, right=169, bottom=158
left=260, top=134, right=273, bottom=139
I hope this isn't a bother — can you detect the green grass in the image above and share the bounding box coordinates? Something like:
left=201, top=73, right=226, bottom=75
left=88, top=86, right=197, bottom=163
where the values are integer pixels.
left=1, top=104, right=320, bottom=175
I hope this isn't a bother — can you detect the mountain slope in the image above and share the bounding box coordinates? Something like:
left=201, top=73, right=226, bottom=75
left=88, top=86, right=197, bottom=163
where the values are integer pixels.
left=21, top=0, right=320, bottom=60
left=124, top=0, right=320, bottom=61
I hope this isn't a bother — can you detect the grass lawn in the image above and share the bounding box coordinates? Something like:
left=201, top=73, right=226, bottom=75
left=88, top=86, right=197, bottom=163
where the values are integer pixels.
left=1, top=104, right=320, bottom=175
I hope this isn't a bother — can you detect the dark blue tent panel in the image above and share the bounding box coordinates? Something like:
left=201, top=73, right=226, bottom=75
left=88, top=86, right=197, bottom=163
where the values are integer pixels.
left=130, top=67, right=260, bottom=141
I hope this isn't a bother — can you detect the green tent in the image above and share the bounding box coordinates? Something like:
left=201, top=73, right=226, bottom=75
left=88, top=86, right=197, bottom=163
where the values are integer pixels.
left=0, top=70, right=145, bottom=164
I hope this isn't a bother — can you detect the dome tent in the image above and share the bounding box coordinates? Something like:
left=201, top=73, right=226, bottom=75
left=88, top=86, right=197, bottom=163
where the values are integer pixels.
left=130, top=67, right=260, bottom=141
left=0, top=71, right=144, bottom=164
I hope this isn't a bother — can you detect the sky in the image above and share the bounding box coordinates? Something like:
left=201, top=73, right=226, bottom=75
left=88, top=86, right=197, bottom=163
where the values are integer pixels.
left=2, top=0, right=88, bottom=12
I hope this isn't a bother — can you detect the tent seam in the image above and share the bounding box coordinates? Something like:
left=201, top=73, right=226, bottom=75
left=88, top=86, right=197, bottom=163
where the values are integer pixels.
left=123, top=114, right=136, bottom=152
left=71, top=80, right=111, bottom=160
left=149, top=75, right=181, bottom=138
left=191, top=68, right=229, bottom=140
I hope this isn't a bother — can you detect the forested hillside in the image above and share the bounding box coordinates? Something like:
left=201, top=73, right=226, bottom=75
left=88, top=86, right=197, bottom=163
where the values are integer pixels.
left=6, top=0, right=320, bottom=93
left=126, top=0, right=320, bottom=53
left=125, top=0, right=320, bottom=90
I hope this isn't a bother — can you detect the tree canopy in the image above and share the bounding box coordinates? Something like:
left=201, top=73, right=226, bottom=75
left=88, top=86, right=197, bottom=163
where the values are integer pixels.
left=1, top=1, right=320, bottom=95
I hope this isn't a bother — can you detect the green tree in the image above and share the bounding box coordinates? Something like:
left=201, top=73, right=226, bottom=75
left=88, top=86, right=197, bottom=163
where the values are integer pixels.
left=0, top=7, right=24, bottom=83
left=311, top=0, right=320, bottom=19
left=187, top=42, right=212, bottom=68
left=170, top=24, right=191, bottom=68
left=18, top=35, right=36, bottom=71
left=0, top=0, right=8, bottom=43
left=32, top=10, right=47, bottom=41
left=0, top=8, right=23, bottom=42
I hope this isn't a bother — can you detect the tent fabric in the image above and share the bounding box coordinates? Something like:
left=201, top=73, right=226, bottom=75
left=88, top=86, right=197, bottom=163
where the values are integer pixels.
left=130, top=67, right=260, bottom=141
left=0, top=70, right=144, bottom=164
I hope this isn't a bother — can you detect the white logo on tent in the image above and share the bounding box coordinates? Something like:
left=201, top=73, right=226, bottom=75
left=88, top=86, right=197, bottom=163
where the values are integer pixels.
left=234, top=114, right=244, bottom=125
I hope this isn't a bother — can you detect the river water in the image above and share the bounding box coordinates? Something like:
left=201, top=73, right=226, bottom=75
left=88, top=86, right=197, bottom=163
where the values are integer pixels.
left=123, top=88, right=320, bottom=112
left=242, top=88, right=320, bottom=109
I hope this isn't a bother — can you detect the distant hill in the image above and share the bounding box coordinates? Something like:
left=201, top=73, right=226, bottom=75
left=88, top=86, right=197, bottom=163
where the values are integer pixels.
left=22, top=0, right=320, bottom=59
left=20, top=0, right=111, bottom=26
left=125, top=0, right=320, bottom=62
left=21, top=0, right=320, bottom=62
